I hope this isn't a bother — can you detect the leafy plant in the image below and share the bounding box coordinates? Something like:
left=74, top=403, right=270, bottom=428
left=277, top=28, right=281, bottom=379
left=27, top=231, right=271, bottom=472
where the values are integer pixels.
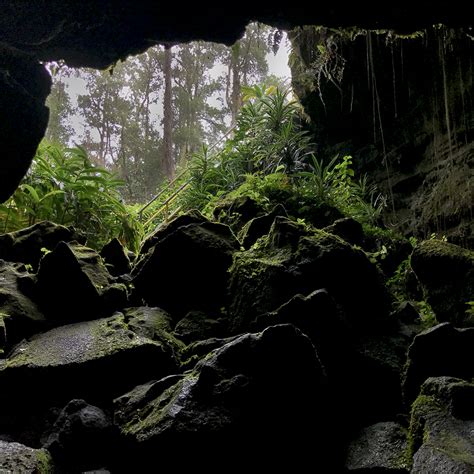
left=0, top=141, right=143, bottom=251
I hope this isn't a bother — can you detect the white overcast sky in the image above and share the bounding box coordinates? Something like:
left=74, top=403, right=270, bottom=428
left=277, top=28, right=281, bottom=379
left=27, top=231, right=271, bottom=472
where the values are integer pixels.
left=61, top=33, right=291, bottom=143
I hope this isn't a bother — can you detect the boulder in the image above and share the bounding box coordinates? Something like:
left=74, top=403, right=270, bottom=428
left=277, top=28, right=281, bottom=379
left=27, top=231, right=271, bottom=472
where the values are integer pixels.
left=324, top=217, right=364, bottom=247
left=0, top=312, right=180, bottom=416
left=0, top=440, right=53, bottom=473
left=121, top=306, right=176, bottom=341
left=42, top=399, right=116, bottom=472
left=174, top=310, right=224, bottom=344
left=229, top=226, right=390, bottom=333
left=345, top=422, right=409, bottom=472
left=409, top=377, right=474, bottom=472
left=403, top=323, right=474, bottom=403
left=212, top=195, right=265, bottom=231
left=0, top=260, right=46, bottom=350
left=36, top=241, right=127, bottom=322
left=0, top=221, right=84, bottom=269
left=138, top=210, right=206, bottom=256
left=411, top=240, right=474, bottom=325
left=114, top=324, right=332, bottom=470
left=133, top=219, right=239, bottom=317
left=238, top=204, right=288, bottom=249
left=100, top=238, right=131, bottom=276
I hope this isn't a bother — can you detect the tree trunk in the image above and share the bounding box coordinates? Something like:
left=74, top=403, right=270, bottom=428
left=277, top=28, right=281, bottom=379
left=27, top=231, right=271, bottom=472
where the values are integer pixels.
left=162, top=45, right=174, bottom=180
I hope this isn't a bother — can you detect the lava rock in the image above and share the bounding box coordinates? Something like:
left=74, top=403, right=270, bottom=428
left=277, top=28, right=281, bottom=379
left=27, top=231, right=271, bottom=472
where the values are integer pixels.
left=0, top=440, right=53, bottom=473
left=0, top=312, right=180, bottom=414
left=174, top=310, right=224, bottom=344
left=0, top=260, right=46, bottom=349
left=114, top=324, right=332, bottom=470
left=411, top=240, right=474, bottom=326
left=138, top=210, right=206, bottom=256
left=133, top=219, right=239, bottom=317
left=324, top=217, right=364, bottom=247
left=403, top=323, right=474, bottom=403
left=345, top=421, right=409, bottom=472
left=121, top=306, right=176, bottom=341
left=0, top=221, right=84, bottom=270
left=36, top=241, right=127, bottom=321
left=238, top=204, right=288, bottom=249
left=409, top=377, right=474, bottom=472
left=42, top=399, right=115, bottom=472
left=229, top=227, right=390, bottom=333
left=213, top=195, right=265, bottom=231
left=100, top=238, right=131, bottom=276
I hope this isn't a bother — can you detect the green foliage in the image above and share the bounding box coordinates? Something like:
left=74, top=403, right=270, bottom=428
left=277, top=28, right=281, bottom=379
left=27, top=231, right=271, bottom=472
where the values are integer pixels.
left=0, top=142, right=143, bottom=252
left=142, top=85, right=385, bottom=230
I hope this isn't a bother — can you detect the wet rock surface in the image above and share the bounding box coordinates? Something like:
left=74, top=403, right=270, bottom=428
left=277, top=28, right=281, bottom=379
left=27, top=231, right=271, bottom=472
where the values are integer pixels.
left=409, top=377, right=474, bottom=472
left=345, top=421, right=409, bottom=472
left=0, top=440, right=53, bottom=473
left=0, top=212, right=472, bottom=471
left=411, top=240, right=474, bottom=326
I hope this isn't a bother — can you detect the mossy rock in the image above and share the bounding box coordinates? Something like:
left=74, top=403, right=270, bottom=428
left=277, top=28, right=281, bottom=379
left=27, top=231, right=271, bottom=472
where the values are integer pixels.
left=411, top=240, right=474, bottom=326
left=0, top=260, right=46, bottom=350
left=403, top=323, right=474, bottom=404
left=100, top=237, right=131, bottom=276
left=238, top=204, right=288, bottom=249
left=133, top=218, right=239, bottom=318
left=408, top=377, right=474, bottom=471
left=0, top=312, right=180, bottom=415
left=345, top=422, right=409, bottom=472
left=229, top=225, right=390, bottom=333
left=0, top=220, right=84, bottom=270
left=0, top=441, right=53, bottom=473
left=36, top=241, right=127, bottom=322
left=113, top=324, right=332, bottom=470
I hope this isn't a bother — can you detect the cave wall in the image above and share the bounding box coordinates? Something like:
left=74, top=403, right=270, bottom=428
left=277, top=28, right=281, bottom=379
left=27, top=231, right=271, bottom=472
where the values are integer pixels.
left=0, top=3, right=471, bottom=203
left=290, top=27, right=473, bottom=246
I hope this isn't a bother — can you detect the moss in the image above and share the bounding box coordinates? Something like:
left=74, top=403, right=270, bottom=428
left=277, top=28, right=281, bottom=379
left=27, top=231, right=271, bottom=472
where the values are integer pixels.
left=35, top=449, right=54, bottom=473
left=407, top=394, right=442, bottom=460
left=122, top=375, right=198, bottom=437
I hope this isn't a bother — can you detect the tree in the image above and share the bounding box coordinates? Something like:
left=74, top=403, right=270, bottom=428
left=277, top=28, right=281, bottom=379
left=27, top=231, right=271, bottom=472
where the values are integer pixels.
left=162, top=44, right=174, bottom=180
left=45, top=65, right=74, bottom=144
left=172, top=42, right=228, bottom=166
left=225, top=23, right=272, bottom=126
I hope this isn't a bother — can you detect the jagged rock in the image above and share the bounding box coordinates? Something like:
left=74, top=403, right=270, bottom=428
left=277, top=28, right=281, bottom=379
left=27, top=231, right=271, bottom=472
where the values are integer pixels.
left=0, top=221, right=84, bottom=269
left=409, top=377, right=474, bottom=472
left=100, top=238, right=131, bottom=276
left=411, top=240, right=474, bottom=326
left=121, top=306, right=175, bottom=341
left=174, top=310, right=224, bottom=344
left=0, top=260, right=46, bottom=350
left=42, top=399, right=115, bottom=472
left=114, top=324, right=332, bottom=470
left=133, top=219, right=239, bottom=317
left=403, top=323, right=474, bottom=403
left=0, top=312, right=180, bottom=417
left=0, top=440, right=53, bottom=473
left=36, top=241, right=127, bottom=321
left=324, top=217, right=364, bottom=247
left=138, top=210, right=206, bottom=256
left=299, top=202, right=344, bottom=228
left=345, top=422, right=409, bottom=472
left=229, top=226, right=389, bottom=333
left=213, top=195, right=265, bottom=231
left=238, top=204, right=288, bottom=249
left=392, top=301, right=421, bottom=325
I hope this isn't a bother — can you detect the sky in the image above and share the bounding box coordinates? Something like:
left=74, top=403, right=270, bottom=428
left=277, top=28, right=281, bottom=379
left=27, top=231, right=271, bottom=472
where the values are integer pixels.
left=59, top=31, right=292, bottom=143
